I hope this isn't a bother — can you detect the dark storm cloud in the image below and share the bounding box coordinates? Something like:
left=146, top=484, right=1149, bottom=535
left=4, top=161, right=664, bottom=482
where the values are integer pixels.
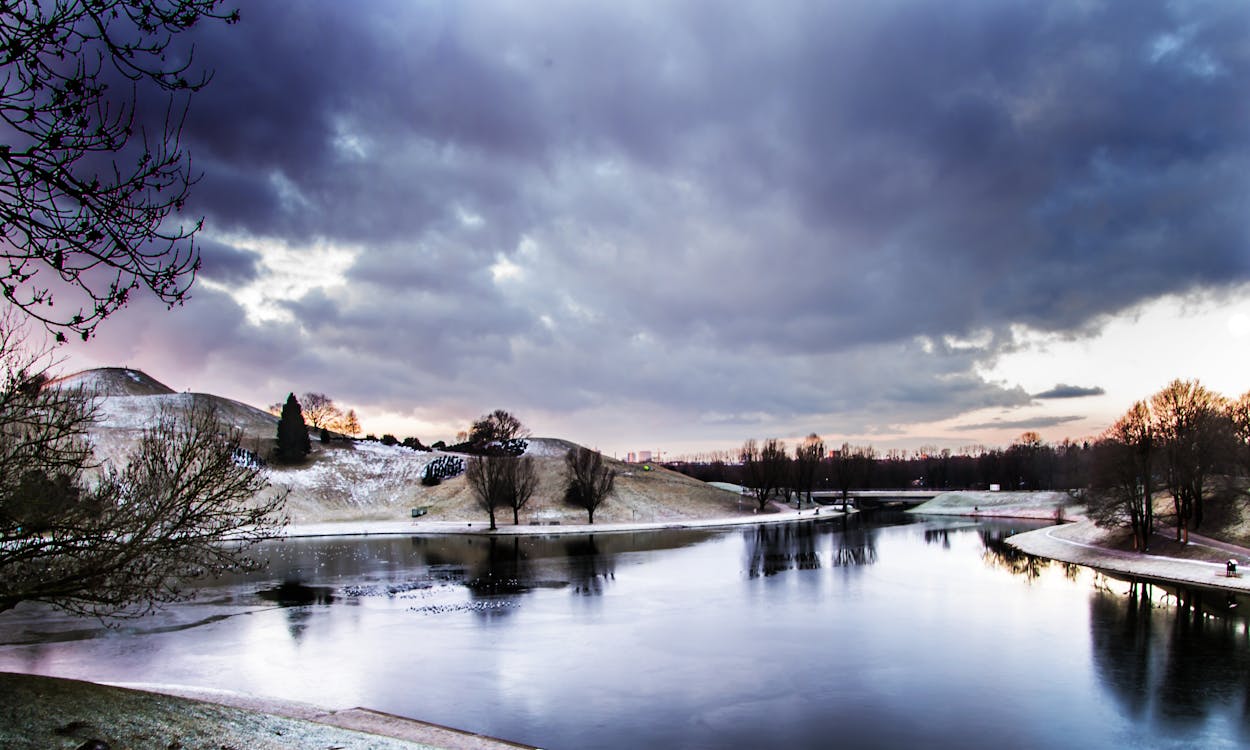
left=117, top=0, right=1250, bottom=442
left=1033, top=384, right=1107, bottom=400
left=195, top=238, right=261, bottom=286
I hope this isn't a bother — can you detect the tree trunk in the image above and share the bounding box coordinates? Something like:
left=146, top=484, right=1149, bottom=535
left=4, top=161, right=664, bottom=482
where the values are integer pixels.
left=513, top=507, right=520, bottom=525
left=587, top=508, right=595, bottom=524
left=489, top=509, right=497, bottom=531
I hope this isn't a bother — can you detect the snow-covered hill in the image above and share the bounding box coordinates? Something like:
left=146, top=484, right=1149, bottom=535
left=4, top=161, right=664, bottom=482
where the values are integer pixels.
left=52, top=368, right=744, bottom=525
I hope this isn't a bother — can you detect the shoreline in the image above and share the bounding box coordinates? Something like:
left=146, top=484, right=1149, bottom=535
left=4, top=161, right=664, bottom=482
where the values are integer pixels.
left=1006, top=518, right=1250, bottom=594
left=283, top=503, right=845, bottom=538
left=0, top=671, right=534, bottom=750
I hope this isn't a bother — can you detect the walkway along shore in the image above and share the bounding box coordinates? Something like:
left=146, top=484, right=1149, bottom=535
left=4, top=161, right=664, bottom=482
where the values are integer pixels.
left=1006, top=518, right=1250, bottom=594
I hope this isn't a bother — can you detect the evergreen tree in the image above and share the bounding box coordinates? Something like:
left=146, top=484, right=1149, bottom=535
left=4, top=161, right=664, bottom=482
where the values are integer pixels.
left=276, top=393, right=311, bottom=463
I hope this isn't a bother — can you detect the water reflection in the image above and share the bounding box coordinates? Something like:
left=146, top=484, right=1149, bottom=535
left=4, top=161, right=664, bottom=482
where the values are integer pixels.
left=563, top=535, right=615, bottom=596
left=742, top=516, right=883, bottom=577
left=256, top=580, right=336, bottom=641
left=4, top=518, right=1250, bottom=749
left=978, top=525, right=1080, bottom=581
left=830, top=514, right=877, bottom=567
left=465, top=537, right=534, bottom=597
left=255, top=580, right=336, bottom=606
left=745, top=522, right=820, bottom=577
left=924, top=527, right=954, bottom=548
left=1090, top=578, right=1250, bottom=737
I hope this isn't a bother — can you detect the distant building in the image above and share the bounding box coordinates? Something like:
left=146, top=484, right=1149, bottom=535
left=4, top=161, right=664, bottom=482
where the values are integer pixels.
left=638, top=450, right=652, bottom=463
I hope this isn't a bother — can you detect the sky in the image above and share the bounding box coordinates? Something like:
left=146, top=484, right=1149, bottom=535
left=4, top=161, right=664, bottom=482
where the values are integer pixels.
left=57, top=0, right=1250, bottom=458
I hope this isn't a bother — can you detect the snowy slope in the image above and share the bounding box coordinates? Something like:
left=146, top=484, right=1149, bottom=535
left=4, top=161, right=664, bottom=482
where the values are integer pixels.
left=51, top=368, right=743, bottom=524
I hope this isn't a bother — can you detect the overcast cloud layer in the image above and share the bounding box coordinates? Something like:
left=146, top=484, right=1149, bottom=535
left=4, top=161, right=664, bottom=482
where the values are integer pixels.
left=68, top=0, right=1250, bottom=453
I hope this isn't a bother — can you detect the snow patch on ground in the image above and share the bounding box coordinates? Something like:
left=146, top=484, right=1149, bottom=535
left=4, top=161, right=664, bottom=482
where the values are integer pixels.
left=911, top=490, right=1081, bottom=519
left=523, top=437, right=576, bottom=457
left=93, top=393, right=197, bottom=429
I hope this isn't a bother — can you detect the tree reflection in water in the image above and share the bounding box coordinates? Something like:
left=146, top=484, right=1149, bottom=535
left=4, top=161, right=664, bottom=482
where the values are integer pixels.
left=563, top=535, right=615, bottom=596
left=745, top=522, right=821, bottom=577
left=924, top=527, right=954, bottom=549
left=1090, top=578, right=1250, bottom=736
left=830, top=514, right=877, bottom=568
left=976, top=526, right=1250, bottom=737
left=978, top=526, right=1080, bottom=581
left=743, top=517, right=878, bottom=577
left=465, top=537, right=533, bottom=597
left=255, top=580, right=336, bottom=643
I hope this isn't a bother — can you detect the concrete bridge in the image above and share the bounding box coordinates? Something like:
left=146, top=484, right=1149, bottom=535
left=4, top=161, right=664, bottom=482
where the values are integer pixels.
left=810, top=490, right=938, bottom=509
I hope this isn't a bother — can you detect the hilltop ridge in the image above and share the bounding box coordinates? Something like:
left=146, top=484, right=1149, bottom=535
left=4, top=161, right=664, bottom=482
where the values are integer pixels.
left=47, top=367, right=176, bottom=397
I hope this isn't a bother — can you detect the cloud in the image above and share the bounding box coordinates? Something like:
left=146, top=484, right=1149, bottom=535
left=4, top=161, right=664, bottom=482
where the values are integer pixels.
left=1032, top=384, right=1107, bottom=400
left=70, top=0, right=1250, bottom=451
left=953, top=416, right=1086, bottom=432
left=195, top=238, right=262, bottom=286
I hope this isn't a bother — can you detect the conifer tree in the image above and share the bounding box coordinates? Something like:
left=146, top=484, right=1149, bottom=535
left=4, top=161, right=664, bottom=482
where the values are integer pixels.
left=276, top=393, right=311, bottom=463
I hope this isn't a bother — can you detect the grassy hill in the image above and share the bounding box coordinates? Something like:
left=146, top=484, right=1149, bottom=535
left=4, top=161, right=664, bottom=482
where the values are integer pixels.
left=53, top=368, right=745, bottom=525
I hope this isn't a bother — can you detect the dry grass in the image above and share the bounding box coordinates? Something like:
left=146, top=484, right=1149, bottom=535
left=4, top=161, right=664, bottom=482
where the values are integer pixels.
left=0, top=672, right=433, bottom=750
left=275, top=439, right=747, bottom=525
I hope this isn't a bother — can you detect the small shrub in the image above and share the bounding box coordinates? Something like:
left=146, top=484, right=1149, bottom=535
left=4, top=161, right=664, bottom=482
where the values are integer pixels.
left=401, top=436, right=429, bottom=451
left=423, top=455, right=464, bottom=483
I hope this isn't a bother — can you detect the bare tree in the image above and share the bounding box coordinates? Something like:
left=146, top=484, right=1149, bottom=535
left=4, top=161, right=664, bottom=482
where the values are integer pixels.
left=794, top=433, right=825, bottom=505
left=1229, top=390, right=1250, bottom=477
left=299, top=392, right=339, bottom=431
left=741, top=438, right=788, bottom=512
left=341, top=408, right=361, bottom=437
left=1087, top=401, right=1155, bottom=551
left=0, top=330, right=286, bottom=617
left=507, top=455, right=539, bottom=525
left=831, top=443, right=875, bottom=511
left=469, top=409, right=529, bottom=451
left=1151, top=379, right=1230, bottom=542
left=465, top=455, right=507, bottom=531
left=564, top=446, right=615, bottom=524
left=298, top=392, right=364, bottom=436
left=0, top=0, right=240, bottom=340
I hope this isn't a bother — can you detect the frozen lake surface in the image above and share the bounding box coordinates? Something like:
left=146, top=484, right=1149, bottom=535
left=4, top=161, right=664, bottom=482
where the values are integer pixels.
left=2, top=514, right=1248, bottom=749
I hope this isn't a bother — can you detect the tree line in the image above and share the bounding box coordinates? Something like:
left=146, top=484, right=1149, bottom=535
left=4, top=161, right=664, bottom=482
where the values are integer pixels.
left=670, top=379, right=1250, bottom=550
left=1087, top=379, right=1250, bottom=551
left=669, top=432, right=1093, bottom=499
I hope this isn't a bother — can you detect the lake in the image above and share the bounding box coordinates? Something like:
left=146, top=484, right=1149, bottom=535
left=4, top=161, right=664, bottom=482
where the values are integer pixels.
left=2, top=513, right=1248, bottom=749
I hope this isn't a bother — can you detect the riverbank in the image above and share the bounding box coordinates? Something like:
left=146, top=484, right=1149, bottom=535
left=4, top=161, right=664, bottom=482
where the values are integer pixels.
left=0, top=671, right=536, bottom=750
left=1007, top=519, right=1250, bottom=594
left=284, top=502, right=842, bottom=538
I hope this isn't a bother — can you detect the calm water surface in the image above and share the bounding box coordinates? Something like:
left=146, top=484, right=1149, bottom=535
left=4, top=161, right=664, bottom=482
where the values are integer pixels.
left=2, top=514, right=1248, bottom=749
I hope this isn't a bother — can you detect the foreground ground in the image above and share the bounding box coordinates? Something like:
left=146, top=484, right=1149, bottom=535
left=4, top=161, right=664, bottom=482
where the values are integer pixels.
left=0, top=671, right=540, bottom=750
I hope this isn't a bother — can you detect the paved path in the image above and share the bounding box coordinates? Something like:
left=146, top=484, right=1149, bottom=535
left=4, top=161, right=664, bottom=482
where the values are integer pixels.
left=1007, top=519, right=1250, bottom=593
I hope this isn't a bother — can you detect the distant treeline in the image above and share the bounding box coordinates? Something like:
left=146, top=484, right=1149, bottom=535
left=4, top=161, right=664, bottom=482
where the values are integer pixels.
left=665, top=435, right=1091, bottom=492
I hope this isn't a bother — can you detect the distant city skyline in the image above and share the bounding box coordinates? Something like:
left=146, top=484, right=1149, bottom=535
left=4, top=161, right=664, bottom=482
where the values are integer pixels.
left=53, top=1, right=1250, bottom=459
